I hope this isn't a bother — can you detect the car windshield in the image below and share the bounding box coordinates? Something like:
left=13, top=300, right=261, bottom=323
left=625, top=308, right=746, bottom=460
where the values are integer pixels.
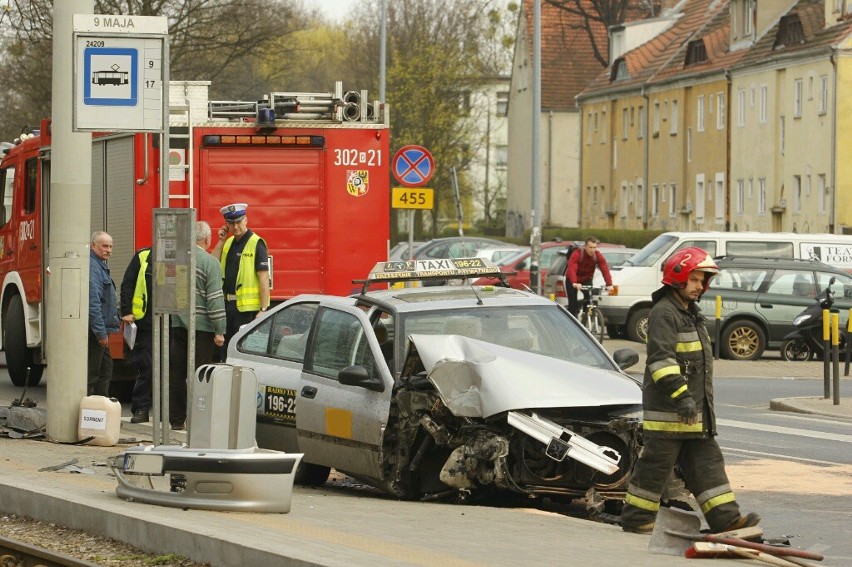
left=624, top=234, right=678, bottom=267
left=401, top=305, right=615, bottom=370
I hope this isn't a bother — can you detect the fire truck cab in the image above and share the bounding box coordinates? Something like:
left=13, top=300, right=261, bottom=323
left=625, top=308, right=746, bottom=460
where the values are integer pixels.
left=0, top=81, right=390, bottom=388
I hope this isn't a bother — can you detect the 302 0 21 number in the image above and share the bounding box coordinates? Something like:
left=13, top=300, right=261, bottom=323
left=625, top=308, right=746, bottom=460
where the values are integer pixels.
left=333, top=148, right=381, bottom=166
left=398, top=191, right=427, bottom=206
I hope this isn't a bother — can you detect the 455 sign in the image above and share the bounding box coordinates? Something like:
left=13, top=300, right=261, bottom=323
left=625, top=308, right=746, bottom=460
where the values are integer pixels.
left=392, top=145, right=434, bottom=211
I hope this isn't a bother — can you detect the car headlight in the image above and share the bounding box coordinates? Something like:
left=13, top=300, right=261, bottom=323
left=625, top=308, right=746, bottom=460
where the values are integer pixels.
left=793, top=313, right=812, bottom=326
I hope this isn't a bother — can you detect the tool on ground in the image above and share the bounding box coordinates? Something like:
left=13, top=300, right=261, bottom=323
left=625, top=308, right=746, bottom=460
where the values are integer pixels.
left=688, top=542, right=819, bottom=567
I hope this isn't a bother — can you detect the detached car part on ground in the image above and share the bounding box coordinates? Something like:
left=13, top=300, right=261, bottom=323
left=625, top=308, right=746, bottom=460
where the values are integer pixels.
left=230, top=258, right=644, bottom=514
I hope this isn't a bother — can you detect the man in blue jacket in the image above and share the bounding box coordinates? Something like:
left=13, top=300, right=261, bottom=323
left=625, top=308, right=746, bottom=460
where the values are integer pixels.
left=89, top=231, right=120, bottom=397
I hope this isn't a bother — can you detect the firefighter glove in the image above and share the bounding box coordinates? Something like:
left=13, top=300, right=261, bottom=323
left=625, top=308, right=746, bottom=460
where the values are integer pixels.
left=675, top=395, right=698, bottom=425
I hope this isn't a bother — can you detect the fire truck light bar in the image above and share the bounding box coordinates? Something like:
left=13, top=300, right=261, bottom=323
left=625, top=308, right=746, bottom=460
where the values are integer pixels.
left=202, top=135, right=324, bottom=147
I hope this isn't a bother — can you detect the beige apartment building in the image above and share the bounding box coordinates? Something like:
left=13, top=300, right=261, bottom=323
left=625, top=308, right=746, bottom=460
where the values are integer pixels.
left=577, top=0, right=852, bottom=234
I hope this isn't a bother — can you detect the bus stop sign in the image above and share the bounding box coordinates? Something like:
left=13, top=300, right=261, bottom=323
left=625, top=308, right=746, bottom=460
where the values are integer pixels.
left=392, top=145, right=434, bottom=187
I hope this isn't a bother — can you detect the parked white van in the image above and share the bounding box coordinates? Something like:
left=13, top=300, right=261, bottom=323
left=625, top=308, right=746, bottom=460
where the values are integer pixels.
left=599, top=231, right=852, bottom=342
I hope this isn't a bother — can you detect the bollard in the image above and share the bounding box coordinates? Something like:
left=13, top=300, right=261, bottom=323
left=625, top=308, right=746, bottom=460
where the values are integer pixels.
left=714, top=295, right=722, bottom=360
left=823, top=308, right=830, bottom=399
left=831, top=311, right=840, bottom=405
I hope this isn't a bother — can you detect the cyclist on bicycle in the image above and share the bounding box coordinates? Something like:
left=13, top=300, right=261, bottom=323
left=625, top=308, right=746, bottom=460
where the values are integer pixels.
left=566, top=236, right=614, bottom=318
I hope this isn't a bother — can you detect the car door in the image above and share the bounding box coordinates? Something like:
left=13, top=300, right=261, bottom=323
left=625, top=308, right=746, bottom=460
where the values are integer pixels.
left=755, top=269, right=816, bottom=343
left=297, top=303, right=394, bottom=479
left=231, top=301, right=320, bottom=453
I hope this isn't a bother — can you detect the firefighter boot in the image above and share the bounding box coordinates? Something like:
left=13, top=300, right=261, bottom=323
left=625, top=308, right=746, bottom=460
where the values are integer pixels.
left=715, top=512, right=761, bottom=534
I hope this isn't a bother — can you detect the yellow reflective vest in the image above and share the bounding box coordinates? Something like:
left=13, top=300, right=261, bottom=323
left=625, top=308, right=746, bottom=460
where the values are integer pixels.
left=132, top=249, right=151, bottom=319
left=221, top=233, right=265, bottom=312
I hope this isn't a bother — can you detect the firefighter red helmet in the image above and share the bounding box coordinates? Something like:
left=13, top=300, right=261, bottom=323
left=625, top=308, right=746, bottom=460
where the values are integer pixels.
left=662, top=247, right=719, bottom=293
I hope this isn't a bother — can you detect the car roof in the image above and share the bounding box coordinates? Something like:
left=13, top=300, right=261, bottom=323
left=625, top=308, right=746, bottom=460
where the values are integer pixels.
left=359, top=285, right=554, bottom=314
left=715, top=256, right=847, bottom=274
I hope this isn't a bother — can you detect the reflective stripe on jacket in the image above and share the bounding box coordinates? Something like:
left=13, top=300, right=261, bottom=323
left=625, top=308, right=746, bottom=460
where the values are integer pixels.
left=642, top=291, right=715, bottom=438
left=221, top=233, right=264, bottom=312
left=132, top=249, right=151, bottom=319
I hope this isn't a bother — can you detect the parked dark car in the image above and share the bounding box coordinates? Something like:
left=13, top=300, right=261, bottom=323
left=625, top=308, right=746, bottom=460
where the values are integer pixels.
left=698, top=257, right=852, bottom=360
left=411, top=237, right=507, bottom=260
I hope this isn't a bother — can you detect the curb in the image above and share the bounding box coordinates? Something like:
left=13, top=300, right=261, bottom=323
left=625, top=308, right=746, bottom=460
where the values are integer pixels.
left=769, top=397, right=852, bottom=420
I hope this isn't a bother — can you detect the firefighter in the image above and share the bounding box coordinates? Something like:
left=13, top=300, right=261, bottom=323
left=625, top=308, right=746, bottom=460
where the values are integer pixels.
left=211, top=203, right=270, bottom=361
left=120, top=246, right=153, bottom=423
left=620, top=247, right=760, bottom=535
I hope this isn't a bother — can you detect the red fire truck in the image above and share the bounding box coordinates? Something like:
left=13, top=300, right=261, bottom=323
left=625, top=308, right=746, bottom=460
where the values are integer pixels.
left=0, top=81, right=390, bottom=387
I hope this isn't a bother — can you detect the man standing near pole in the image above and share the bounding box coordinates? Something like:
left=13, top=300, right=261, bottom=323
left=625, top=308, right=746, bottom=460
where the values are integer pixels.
left=211, top=203, right=270, bottom=361
left=88, top=231, right=119, bottom=397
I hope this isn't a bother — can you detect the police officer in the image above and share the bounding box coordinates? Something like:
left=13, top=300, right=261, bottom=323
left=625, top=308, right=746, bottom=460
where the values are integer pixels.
left=120, top=247, right=153, bottom=423
left=211, top=203, right=270, bottom=360
left=620, top=247, right=760, bottom=535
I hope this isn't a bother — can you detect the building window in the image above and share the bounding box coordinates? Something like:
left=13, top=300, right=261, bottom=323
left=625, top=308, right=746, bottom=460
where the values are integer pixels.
left=759, top=85, right=768, bottom=123
left=774, top=14, right=805, bottom=48
left=638, top=105, right=646, bottom=138
left=737, top=88, right=746, bottom=127
left=748, top=177, right=754, bottom=198
left=793, top=175, right=802, bottom=213
left=758, top=178, right=766, bottom=214
left=687, top=128, right=692, bottom=162
left=793, top=79, right=803, bottom=118
left=457, top=90, right=472, bottom=115
left=695, top=175, right=705, bottom=222
left=806, top=174, right=812, bottom=196
left=716, top=93, right=726, bottom=129
left=743, top=0, right=753, bottom=36
left=495, top=145, right=508, bottom=168
left=818, top=174, right=826, bottom=214
left=612, top=138, right=618, bottom=170
left=685, top=39, right=708, bottom=66
left=736, top=179, right=745, bottom=214
left=808, top=75, right=814, bottom=100
left=669, top=184, right=677, bottom=218
left=621, top=183, right=628, bottom=218
left=652, top=184, right=659, bottom=216
left=670, top=99, right=678, bottom=134
left=601, top=109, right=607, bottom=143
left=697, top=95, right=705, bottom=131
left=636, top=180, right=645, bottom=218
left=622, top=107, right=629, bottom=139
left=653, top=100, right=660, bottom=135
left=496, top=91, right=509, bottom=116
left=819, top=75, right=828, bottom=115
left=715, top=173, right=725, bottom=222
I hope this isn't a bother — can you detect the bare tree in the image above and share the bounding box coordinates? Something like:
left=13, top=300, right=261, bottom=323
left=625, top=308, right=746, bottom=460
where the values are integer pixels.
left=0, top=0, right=311, bottom=140
left=544, top=0, right=657, bottom=67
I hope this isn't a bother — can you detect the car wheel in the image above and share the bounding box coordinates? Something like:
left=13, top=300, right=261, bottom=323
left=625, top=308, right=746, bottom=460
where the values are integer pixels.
left=721, top=320, right=766, bottom=361
left=294, top=461, right=331, bottom=486
left=3, top=294, right=45, bottom=387
left=626, top=307, right=650, bottom=343
left=780, top=338, right=813, bottom=361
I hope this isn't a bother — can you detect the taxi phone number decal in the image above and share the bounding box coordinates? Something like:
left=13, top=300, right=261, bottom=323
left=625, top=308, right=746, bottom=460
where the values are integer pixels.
left=261, top=385, right=296, bottom=425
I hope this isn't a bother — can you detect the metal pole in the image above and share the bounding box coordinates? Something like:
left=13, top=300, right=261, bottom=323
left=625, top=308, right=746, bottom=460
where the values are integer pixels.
left=452, top=166, right=463, bottom=237
left=823, top=308, right=830, bottom=399
left=380, top=0, right=387, bottom=102
left=831, top=310, right=840, bottom=405
left=844, top=307, right=851, bottom=376
left=46, top=0, right=95, bottom=442
left=529, top=0, right=542, bottom=294
left=714, top=295, right=722, bottom=359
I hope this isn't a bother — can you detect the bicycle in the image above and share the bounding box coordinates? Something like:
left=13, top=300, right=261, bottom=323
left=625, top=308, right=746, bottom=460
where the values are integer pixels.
left=577, top=285, right=606, bottom=343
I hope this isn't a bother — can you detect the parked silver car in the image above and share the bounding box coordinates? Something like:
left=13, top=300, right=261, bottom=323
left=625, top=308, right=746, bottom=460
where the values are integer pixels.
left=228, top=259, right=642, bottom=512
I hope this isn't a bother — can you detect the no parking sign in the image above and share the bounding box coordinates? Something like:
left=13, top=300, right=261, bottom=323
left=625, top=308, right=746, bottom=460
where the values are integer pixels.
left=392, top=145, right=434, bottom=187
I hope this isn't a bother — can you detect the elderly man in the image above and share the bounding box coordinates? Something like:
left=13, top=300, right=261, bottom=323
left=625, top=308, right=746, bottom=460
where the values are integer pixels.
left=169, top=221, right=227, bottom=430
left=88, top=231, right=119, bottom=396
left=211, top=203, right=270, bottom=361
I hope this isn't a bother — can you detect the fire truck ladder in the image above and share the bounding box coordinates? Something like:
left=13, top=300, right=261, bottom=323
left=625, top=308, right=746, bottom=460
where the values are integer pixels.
left=168, top=100, right=194, bottom=208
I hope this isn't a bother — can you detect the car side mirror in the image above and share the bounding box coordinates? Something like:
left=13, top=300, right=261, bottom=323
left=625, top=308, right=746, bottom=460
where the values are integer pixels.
left=338, top=365, right=385, bottom=392
left=612, top=348, right=640, bottom=371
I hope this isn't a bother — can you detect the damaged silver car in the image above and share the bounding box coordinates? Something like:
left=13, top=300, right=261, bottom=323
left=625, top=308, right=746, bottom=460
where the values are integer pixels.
left=228, top=258, right=643, bottom=513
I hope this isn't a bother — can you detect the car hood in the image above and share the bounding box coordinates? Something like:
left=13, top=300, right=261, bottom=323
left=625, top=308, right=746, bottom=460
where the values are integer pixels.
left=406, top=334, right=642, bottom=418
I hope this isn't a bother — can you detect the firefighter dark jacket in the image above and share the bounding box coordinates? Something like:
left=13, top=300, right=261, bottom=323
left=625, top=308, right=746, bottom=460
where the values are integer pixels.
left=642, top=289, right=716, bottom=439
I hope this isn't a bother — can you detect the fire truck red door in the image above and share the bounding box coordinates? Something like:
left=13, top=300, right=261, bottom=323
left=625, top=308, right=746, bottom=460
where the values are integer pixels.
left=18, top=157, right=42, bottom=302
left=0, top=162, right=17, bottom=283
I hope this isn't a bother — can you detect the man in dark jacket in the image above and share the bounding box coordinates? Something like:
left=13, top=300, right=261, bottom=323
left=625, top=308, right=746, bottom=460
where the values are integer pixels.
left=620, top=247, right=760, bottom=535
left=88, top=231, right=119, bottom=397
left=120, top=247, right=153, bottom=423
left=566, top=236, right=614, bottom=318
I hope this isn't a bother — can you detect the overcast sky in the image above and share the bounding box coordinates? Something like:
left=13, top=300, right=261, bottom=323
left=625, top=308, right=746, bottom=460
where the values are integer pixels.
left=312, top=0, right=354, bottom=22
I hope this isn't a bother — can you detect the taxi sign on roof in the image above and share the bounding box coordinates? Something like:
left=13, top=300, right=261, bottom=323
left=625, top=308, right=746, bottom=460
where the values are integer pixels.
left=354, top=257, right=505, bottom=292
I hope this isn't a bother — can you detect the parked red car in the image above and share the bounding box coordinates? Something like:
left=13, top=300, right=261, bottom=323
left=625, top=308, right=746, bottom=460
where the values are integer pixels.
left=473, top=241, right=575, bottom=290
